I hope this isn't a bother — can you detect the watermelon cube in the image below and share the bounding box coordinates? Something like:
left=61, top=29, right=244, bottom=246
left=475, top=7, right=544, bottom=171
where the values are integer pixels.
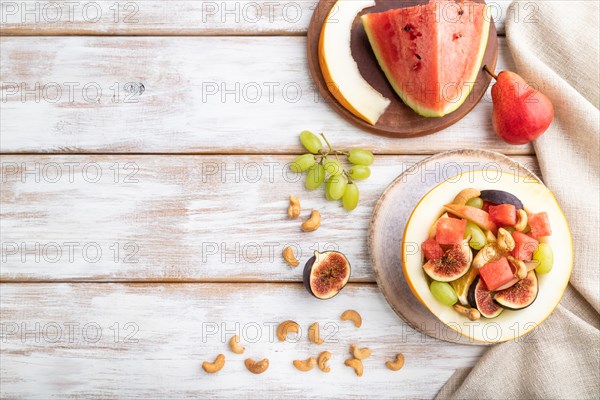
left=422, top=238, right=444, bottom=260
left=479, top=257, right=514, bottom=291
left=528, top=212, right=552, bottom=239
left=489, top=204, right=517, bottom=227
left=511, top=231, right=539, bottom=261
left=435, top=218, right=467, bottom=245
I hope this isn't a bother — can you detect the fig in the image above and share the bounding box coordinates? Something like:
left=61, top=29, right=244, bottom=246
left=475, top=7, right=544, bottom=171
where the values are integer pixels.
left=467, top=276, right=504, bottom=319
left=494, top=270, right=538, bottom=310
left=303, top=251, right=351, bottom=300
left=423, top=239, right=472, bottom=282
left=480, top=190, right=524, bottom=210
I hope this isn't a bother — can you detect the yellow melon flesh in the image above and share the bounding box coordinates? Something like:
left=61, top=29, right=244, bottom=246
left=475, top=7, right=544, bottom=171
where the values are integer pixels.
left=318, top=0, right=391, bottom=125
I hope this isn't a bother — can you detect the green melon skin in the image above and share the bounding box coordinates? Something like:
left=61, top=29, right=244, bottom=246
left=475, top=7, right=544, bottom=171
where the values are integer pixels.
left=361, top=9, right=491, bottom=118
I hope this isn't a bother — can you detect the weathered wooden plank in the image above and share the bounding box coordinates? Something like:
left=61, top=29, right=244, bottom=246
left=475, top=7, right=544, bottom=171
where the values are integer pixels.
left=0, top=0, right=512, bottom=36
left=0, top=36, right=531, bottom=155
left=0, top=154, right=540, bottom=282
left=0, top=282, right=486, bottom=399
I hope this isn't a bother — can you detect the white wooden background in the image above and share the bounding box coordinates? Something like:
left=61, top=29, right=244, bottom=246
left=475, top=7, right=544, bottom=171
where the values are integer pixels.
left=0, top=1, right=535, bottom=399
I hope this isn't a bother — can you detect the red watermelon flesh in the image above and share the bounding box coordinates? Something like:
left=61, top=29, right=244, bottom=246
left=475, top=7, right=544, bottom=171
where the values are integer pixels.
left=361, top=0, right=491, bottom=117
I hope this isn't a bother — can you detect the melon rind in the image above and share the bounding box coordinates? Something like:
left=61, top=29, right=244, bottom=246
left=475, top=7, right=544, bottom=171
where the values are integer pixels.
left=362, top=3, right=491, bottom=117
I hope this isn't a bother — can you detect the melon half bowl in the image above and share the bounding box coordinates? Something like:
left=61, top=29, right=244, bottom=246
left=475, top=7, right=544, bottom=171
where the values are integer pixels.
left=402, top=171, right=573, bottom=343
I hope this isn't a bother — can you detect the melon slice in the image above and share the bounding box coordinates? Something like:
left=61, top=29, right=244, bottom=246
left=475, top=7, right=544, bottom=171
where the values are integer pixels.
left=319, top=0, right=391, bottom=125
left=361, top=0, right=491, bottom=117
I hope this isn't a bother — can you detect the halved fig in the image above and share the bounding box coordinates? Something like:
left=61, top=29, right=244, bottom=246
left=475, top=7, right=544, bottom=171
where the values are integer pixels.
left=480, top=190, right=524, bottom=210
left=303, top=251, right=351, bottom=300
left=423, top=239, right=472, bottom=282
left=494, top=270, right=538, bottom=310
left=468, top=276, right=504, bottom=319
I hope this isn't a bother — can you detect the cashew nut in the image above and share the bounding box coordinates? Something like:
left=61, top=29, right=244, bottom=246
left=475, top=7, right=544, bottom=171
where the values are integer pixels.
left=276, top=320, right=300, bottom=342
left=497, top=228, right=516, bottom=252
left=202, top=354, right=225, bottom=374
left=301, top=210, right=321, bottom=232
left=317, top=351, right=331, bottom=373
left=293, top=356, right=317, bottom=372
left=229, top=335, right=245, bottom=354
left=453, top=304, right=481, bottom=321
left=508, top=256, right=527, bottom=280
left=245, top=358, right=269, bottom=374
left=344, top=358, right=363, bottom=377
left=350, top=344, right=372, bottom=360
left=385, top=353, right=405, bottom=371
left=308, top=322, right=324, bottom=345
left=282, top=246, right=300, bottom=268
left=341, top=309, right=362, bottom=328
left=472, top=243, right=502, bottom=268
left=515, top=210, right=528, bottom=232
left=288, top=195, right=301, bottom=219
left=452, top=188, right=481, bottom=206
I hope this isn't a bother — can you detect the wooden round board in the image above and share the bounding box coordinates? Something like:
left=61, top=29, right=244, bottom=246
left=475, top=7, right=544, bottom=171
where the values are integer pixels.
left=368, top=150, right=541, bottom=345
left=307, top=0, right=498, bottom=138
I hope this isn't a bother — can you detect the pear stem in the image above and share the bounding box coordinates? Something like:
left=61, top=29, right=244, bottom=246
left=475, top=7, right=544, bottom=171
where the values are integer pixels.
left=483, top=65, right=498, bottom=80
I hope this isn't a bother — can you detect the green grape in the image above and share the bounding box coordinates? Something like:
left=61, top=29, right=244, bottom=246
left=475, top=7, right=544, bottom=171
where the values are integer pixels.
left=290, top=154, right=316, bottom=173
left=323, top=158, right=344, bottom=176
left=348, top=148, right=375, bottom=166
left=342, top=183, right=359, bottom=211
left=300, top=130, right=323, bottom=154
left=533, top=243, right=554, bottom=274
left=348, top=165, right=371, bottom=180
left=429, top=281, right=458, bottom=306
left=466, top=197, right=484, bottom=209
left=305, top=164, right=325, bottom=190
left=465, top=221, right=487, bottom=250
left=326, top=175, right=348, bottom=200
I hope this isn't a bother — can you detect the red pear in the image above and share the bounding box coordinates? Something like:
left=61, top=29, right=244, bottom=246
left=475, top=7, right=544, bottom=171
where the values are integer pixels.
left=485, top=67, right=554, bottom=145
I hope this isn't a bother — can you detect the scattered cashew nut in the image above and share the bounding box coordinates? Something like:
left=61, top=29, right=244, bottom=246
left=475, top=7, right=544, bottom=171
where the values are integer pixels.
left=515, top=210, right=528, bottom=232
left=301, top=210, right=321, bottom=232
left=508, top=256, right=528, bottom=280
left=308, top=322, right=324, bottom=345
left=341, top=309, right=362, bottom=328
left=452, top=188, right=481, bottom=206
left=385, top=353, right=405, bottom=371
left=245, top=358, right=269, bottom=374
left=229, top=335, right=245, bottom=354
left=453, top=304, right=481, bottom=321
left=497, top=228, right=516, bottom=252
left=344, top=358, right=364, bottom=377
left=276, top=320, right=300, bottom=342
left=350, top=344, right=372, bottom=360
left=317, top=351, right=331, bottom=373
left=202, top=354, right=225, bottom=374
left=472, top=243, right=502, bottom=268
left=288, top=195, right=301, bottom=219
left=293, top=356, right=317, bottom=372
left=282, top=246, right=299, bottom=268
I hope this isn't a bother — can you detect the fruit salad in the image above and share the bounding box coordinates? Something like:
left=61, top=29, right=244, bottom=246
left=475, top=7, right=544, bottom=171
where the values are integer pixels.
left=421, top=188, right=554, bottom=319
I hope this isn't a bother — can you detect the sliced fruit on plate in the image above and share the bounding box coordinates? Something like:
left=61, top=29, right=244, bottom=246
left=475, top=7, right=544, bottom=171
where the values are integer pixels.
left=435, top=217, right=467, bottom=245
left=494, top=270, right=539, bottom=310
left=511, top=231, right=539, bottom=261
left=319, top=0, right=391, bottom=125
left=444, top=204, right=498, bottom=234
left=423, top=238, right=472, bottom=282
left=480, top=190, right=524, bottom=210
left=450, top=266, right=479, bottom=306
left=489, top=203, right=517, bottom=227
left=479, top=257, right=514, bottom=291
left=422, top=238, right=444, bottom=261
left=528, top=212, right=552, bottom=239
left=361, top=0, right=491, bottom=117
left=468, top=276, right=504, bottom=319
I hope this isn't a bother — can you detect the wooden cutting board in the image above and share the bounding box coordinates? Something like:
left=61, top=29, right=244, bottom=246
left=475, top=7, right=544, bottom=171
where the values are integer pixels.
left=307, top=0, right=498, bottom=138
left=368, top=149, right=540, bottom=345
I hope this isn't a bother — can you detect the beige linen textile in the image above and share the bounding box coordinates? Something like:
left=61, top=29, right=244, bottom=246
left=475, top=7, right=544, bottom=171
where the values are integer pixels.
left=437, top=1, right=600, bottom=399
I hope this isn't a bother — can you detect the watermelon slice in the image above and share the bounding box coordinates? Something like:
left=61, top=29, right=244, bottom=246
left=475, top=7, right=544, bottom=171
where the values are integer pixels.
left=361, top=0, right=491, bottom=117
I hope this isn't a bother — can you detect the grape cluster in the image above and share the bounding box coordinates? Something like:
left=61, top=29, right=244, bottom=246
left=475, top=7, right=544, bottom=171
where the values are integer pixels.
left=290, top=131, right=375, bottom=211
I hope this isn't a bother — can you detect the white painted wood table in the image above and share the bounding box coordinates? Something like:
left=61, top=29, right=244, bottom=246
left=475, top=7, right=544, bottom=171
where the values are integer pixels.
left=0, top=1, right=537, bottom=398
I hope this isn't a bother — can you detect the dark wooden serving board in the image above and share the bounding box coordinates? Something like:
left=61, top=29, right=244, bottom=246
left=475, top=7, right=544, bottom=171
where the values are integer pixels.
left=307, top=0, right=498, bottom=138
